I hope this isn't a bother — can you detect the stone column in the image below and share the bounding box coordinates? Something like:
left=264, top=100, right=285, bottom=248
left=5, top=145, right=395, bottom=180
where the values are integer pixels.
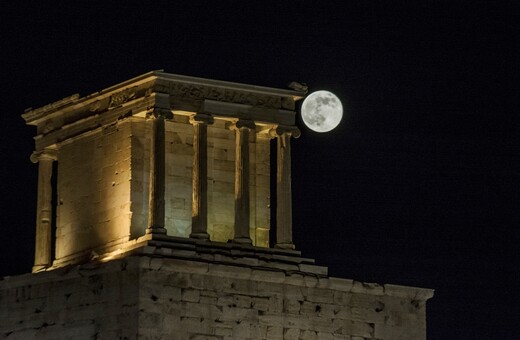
left=30, top=148, right=57, bottom=272
left=270, top=126, right=300, bottom=249
left=146, top=109, right=172, bottom=235
left=231, top=120, right=255, bottom=244
left=190, top=113, right=213, bottom=239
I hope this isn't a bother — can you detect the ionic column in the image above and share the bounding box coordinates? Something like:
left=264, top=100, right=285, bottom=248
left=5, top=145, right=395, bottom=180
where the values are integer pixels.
left=190, top=113, right=213, bottom=239
left=270, top=126, right=301, bottom=249
left=231, top=120, right=256, bottom=244
left=146, top=109, right=172, bottom=235
left=30, top=148, right=57, bottom=272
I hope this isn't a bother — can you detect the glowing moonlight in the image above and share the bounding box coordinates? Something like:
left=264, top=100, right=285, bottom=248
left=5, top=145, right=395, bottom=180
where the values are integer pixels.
left=301, top=90, right=343, bottom=132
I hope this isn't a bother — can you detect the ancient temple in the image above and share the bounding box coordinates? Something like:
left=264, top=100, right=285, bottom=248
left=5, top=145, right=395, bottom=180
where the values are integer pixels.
left=0, top=71, right=433, bottom=339
left=22, top=71, right=303, bottom=271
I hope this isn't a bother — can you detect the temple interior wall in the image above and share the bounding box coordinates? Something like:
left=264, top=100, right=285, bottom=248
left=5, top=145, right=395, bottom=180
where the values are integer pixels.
left=127, top=116, right=271, bottom=245
left=54, top=116, right=271, bottom=264
left=56, top=121, right=133, bottom=261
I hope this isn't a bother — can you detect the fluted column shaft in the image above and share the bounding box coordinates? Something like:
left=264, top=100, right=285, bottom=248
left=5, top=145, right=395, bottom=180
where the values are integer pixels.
left=147, top=110, right=172, bottom=234
left=232, top=120, right=255, bottom=244
left=190, top=114, right=213, bottom=239
left=271, top=126, right=300, bottom=249
left=31, top=149, right=57, bottom=272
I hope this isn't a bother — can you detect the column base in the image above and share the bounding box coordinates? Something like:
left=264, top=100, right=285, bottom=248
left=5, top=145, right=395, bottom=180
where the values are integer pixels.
left=232, top=237, right=253, bottom=245
left=190, top=232, right=210, bottom=240
left=32, top=264, right=49, bottom=273
left=146, top=226, right=167, bottom=235
left=275, top=243, right=295, bottom=250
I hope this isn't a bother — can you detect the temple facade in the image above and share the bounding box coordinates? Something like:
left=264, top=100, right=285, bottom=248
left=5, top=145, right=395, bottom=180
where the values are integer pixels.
left=0, top=71, right=433, bottom=339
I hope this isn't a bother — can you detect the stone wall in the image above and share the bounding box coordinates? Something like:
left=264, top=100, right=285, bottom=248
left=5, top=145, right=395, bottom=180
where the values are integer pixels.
left=129, top=116, right=271, bottom=245
left=0, top=260, right=139, bottom=339
left=0, top=256, right=432, bottom=339
left=52, top=115, right=272, bottom=267
left=55, top=120, right=134, bottom=264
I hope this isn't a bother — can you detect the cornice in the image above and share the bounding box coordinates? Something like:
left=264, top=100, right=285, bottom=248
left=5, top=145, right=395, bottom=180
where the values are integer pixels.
left=22, top=71, right=307, bottom=151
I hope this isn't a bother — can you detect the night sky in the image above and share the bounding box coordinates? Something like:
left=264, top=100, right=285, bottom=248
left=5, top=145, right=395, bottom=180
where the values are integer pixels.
left=1, top=2, right=518, bottom=339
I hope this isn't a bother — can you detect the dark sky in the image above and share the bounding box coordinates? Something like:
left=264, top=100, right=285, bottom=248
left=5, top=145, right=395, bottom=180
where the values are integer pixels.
left=1, top=2, right=518, bottom=339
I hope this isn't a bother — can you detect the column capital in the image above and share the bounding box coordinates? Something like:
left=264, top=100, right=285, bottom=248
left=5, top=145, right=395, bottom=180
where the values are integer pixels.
left=230, top=119, right=256, bottom=131
left=269, top=125, right=301, bottom=139
left=190, top=113, right=214, bottom=125
left=147, top=108, right=173, bottom=120
left=30, top=149, right=58, bottom=163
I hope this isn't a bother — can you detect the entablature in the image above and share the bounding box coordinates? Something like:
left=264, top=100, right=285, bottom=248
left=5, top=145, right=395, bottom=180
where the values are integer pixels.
left=23, top=71, right=306, bottom=152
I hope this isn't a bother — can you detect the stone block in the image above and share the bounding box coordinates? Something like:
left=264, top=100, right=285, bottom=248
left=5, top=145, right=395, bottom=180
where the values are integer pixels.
left=327, top=278, right=354, bottom=292
left=163, top=272, right=192, bottom=288
left=217, top=295, right=234, bottom=307
left=162, top=285, right=183, bottom=302
left=268, top=295, right=284, bottom=313
left=209, top=264, right=252, bottom=279
left=266, top=325, right=283, bottom=338
left=162, top=300, right=184, bottom=316
left=317, top=332, right=335, bottom=340
left=386, top=310, right=425, bottom=328
left=214, top=325, right=233, bottom=337
left=284, top=285, right=304, bottom=301
left=139, top=311, right=164, bottom=329
left=350, top=294, right=385, bottom=310
left=301, top=329, right=318, bottom=340
left=304, top=287, right=335, bottom=304
left=333, top=306, right=352, bottom=320
left=351, top=307, right=386, bottom=324
left=181, top=289, right=200, bottom=303
left=351, top=281, right=384, bottom=295
left=350, top=320, right=374, bottom=338
left=251, top=297, right=269, bottom=312
left=233, top=294, right=252, bottom=308
left=184, top=301, right=222, bottom=319
left=199, top=296, right=217, bottom=305
left=259, top=314, right=283, bottom=327
left=307, top=316, right=335, bottom=332
left=219, top=306, right=258, bottom=323
left=232, top=321, right=251, bottom=339
left=303, top=275, right=319, bottom=288
left=384, top=284, right=434, bottom=302
left=284, top=327, right=301, bottom=340
left=283, top=298, right=301, bottom=314
left=251, top=270, right=285, bottom=283
left=299, top=264, right=328, bottom=276
left=250, top=323, right=267, bottom=339
left=179, top=317, right=213, bottom=335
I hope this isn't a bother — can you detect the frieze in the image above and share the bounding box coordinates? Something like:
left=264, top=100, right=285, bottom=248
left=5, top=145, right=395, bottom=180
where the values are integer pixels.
left=89, top=100, right=101, bottom=112
left=109, top=87, right=137, bottom=108
left=163, top=82, right=283, bottom=109
left=281, top=97, right=295, bottom=110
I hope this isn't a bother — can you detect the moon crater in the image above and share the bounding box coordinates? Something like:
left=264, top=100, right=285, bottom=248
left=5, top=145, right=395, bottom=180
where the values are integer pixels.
left=301, top=91, right=343, bottom=132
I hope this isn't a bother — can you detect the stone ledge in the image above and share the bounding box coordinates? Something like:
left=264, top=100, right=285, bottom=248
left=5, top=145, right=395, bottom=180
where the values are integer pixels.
left=134, top=234, right=325, bottom=276
left=384, top=284, right=435, bottom=301
left=1, top=255, right=433, bottom=306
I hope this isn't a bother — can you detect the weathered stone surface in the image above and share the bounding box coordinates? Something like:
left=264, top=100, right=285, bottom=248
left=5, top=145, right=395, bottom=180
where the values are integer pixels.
left=16, top=72, right=433, bottom=340
left=23, top=72, right=308, bottom=270
left=0, top=256, right=432, bottom=340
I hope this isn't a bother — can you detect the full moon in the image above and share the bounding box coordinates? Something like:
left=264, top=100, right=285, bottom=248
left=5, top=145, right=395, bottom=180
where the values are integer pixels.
left=301, top=90, right=343, bottom=132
